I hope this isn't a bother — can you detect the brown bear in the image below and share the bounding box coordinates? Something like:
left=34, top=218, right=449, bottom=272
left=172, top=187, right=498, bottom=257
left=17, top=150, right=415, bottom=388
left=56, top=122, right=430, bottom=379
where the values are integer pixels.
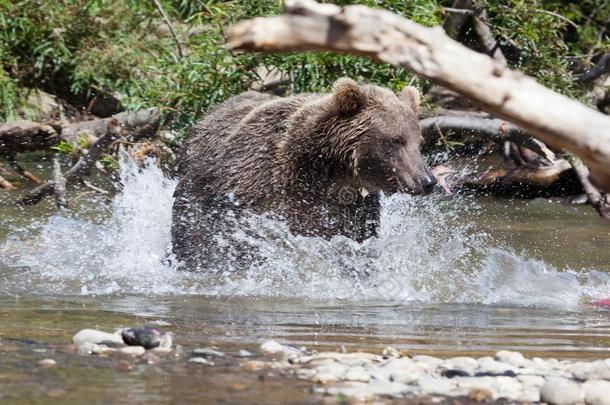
left=171, top=78, right=436, bottom=271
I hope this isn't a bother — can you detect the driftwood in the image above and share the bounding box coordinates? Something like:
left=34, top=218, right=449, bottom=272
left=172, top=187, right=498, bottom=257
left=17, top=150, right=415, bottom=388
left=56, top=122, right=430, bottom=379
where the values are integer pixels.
left=226, top=0, right=610, bottom=191
left=17, top=119, right=125, bottom=206
left=0, top=109, right=159, bottom=154
left=60, top=108, right=159, bottom=144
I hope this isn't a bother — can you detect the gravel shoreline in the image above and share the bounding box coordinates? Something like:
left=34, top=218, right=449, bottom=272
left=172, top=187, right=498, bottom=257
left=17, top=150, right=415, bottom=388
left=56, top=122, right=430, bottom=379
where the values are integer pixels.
left=251, top=340, right=610, bottom=404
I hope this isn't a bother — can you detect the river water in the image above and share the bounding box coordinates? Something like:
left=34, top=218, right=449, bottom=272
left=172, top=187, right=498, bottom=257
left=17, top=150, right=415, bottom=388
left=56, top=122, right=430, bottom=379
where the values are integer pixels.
left=0, top=157, right=609, bottom=402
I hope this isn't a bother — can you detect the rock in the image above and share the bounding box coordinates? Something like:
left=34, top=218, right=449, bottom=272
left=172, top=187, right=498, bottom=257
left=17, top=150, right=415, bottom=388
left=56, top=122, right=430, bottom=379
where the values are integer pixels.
left=118, top=346, right=146, bottom=357
left=260, top=340, right=285, bottom=354
left=417, top=377, right=456, bottom=396
left=73, top=329, right=123, bottom=346
left=541, top=377, right=584, bottom=405
left=326, top=381, right=409, bottom=400
left=382, top=347, right=401, bottom=358
left=345, top=366, right=371, bottom=382
left=38, top=358, right=56, bottom=367
left=447, top=356, right=478, bottom=374
left=296, top=369, right=317, bottom=380
left=315, top=363, right=348, bottom=383
left=469, top=387, right=493, bottom=401
left=518, top=375, right=546, bottom=402
left=236, top=349, right=253, bottom=357
left=584, top=380, right=610, bottom=405
left=495, top=350, right=529, bottom=368
left=141, top=352, right=161, bottom=364
left=477, top=356, right=516, bottom=374
left=189, top=357, right=214, bottom=366
left=412, top=355, right=442, bottom=365
left=77, top=342, right=108, bottom=355
left=121, top=327, right=172, bottom=350
left=151, top=347, right=173, bottom=355
left=192, top=348, right=225, bottom=357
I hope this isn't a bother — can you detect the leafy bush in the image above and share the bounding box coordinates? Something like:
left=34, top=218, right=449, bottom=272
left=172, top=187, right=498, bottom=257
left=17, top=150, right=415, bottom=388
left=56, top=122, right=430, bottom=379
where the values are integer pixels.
left=1, top=0, right=607, bottom=132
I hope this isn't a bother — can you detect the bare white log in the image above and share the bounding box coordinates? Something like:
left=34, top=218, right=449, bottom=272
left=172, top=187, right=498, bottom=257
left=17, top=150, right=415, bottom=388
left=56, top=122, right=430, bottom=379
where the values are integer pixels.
left=227, top=0, right=610, bottom=191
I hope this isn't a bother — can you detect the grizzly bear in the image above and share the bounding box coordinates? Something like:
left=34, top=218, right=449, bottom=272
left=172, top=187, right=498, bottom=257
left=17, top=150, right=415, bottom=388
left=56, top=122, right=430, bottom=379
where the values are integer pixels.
left=171, top=78, right=436, bottom=271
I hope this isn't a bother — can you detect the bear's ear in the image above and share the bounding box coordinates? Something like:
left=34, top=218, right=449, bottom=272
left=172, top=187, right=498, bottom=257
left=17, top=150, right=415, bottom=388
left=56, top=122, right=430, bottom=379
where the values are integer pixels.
left=332, top=78, right=365, bottom=115
left=398, top=86, right=421, bottom=115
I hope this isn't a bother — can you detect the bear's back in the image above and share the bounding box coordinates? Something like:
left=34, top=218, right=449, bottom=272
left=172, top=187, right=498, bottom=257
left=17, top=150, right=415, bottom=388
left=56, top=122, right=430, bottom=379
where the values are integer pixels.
left=178, top=91, right=319, bottom=203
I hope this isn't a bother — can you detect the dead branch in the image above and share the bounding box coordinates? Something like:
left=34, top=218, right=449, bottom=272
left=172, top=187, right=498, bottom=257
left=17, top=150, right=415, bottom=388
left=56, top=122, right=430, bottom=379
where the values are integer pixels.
left=420, top=114, right=555, bottom=161
left=17, top=119, right=125, bottom=206
left=6, top=155, right=43, bottom=184
left=227, top=0, right=610, bottom=191
left=577, top=52, right=610, bottom=83
left=570, top=158, right=610, bottom=219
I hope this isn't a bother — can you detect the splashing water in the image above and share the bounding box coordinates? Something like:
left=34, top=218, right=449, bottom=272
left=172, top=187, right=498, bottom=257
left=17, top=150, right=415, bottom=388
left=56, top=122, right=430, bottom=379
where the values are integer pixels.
left=0, top=157, right=608, bottom=307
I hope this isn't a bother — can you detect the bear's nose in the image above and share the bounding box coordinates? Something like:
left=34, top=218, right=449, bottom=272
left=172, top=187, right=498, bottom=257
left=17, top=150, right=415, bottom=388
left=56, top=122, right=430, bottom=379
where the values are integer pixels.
left=420, top=172, right=437, bottom=192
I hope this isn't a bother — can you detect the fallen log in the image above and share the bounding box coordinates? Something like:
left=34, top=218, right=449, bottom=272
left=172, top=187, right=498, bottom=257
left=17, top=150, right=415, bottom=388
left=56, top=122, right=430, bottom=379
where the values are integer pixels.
left=0, top=108, right=159, bottom=154
left=60, top=108, right=159, bottom=144
left=227, top=0, right=610, bottom=191
left=0, top=121, right=59, bottom=154
left=17, top=119, right=125, bottom=206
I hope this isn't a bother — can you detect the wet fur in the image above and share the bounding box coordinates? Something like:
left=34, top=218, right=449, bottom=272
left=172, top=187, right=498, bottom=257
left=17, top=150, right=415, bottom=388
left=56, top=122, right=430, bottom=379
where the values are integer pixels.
left=172, top=79, right=425, bottom=271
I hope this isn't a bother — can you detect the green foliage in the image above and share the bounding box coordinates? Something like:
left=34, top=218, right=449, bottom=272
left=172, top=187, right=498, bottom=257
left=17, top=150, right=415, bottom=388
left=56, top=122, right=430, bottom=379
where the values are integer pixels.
left=0, top=0, right=607, bottom=130
left=51, top=140, right=78, bottom=156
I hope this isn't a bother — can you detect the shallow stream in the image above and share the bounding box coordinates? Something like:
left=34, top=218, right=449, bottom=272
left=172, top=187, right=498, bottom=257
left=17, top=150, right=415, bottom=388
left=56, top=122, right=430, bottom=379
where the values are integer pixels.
left=1, top=157, right=609, bottom=403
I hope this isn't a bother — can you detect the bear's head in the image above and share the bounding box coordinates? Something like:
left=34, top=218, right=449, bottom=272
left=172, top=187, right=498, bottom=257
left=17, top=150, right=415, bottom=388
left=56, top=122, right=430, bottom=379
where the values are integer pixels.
left=328, top=78, right=436, bottom=195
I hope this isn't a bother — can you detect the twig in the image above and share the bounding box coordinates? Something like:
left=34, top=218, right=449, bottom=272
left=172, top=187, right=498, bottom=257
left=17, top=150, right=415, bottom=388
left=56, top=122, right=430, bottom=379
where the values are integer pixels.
left=7, top=154, right=42, bottom=184
left=534, top=9, right=578, bottom=29
left=151, top=0, right=184, bottom=58
left=569, top=157, right=610, bottom=219
left=0, top=174, right=14, bottom=190
left=17, top=119, right=124, bottom=206
left=80, top=179, right=110, bottom=195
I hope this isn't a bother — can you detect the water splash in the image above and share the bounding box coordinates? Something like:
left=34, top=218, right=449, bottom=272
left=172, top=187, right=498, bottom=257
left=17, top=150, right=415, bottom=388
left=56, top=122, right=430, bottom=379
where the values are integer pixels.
left=0, top=157, right=608, bottom=307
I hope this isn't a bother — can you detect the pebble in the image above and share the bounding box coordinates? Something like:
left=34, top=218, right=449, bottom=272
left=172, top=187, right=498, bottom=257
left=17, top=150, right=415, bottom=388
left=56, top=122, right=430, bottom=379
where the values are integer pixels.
left=38, top=358, right=56, bottom=367
left=118, top=346, right=146, bottom=357
left=237, top=347, right=610, bottom=402
left=121, top=327, right=172, bottom=350
left=189, top=357, right=215, bottom=366
left=77, top=342, right=106, bottom=355
left=236, top=349, right=253, bottom=357
left=540, top=377, right=584, bottom=405
left=345, top=366, right=370, bottom=382
left=495, top=350, right=529, bottom=368
left=584, top=380, right=610, bottom=405
left=192, top=348, right=225, bottom=357
left=260, top=340, right=285, bottom=354
left=72, top=329, right=123, bottom=346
